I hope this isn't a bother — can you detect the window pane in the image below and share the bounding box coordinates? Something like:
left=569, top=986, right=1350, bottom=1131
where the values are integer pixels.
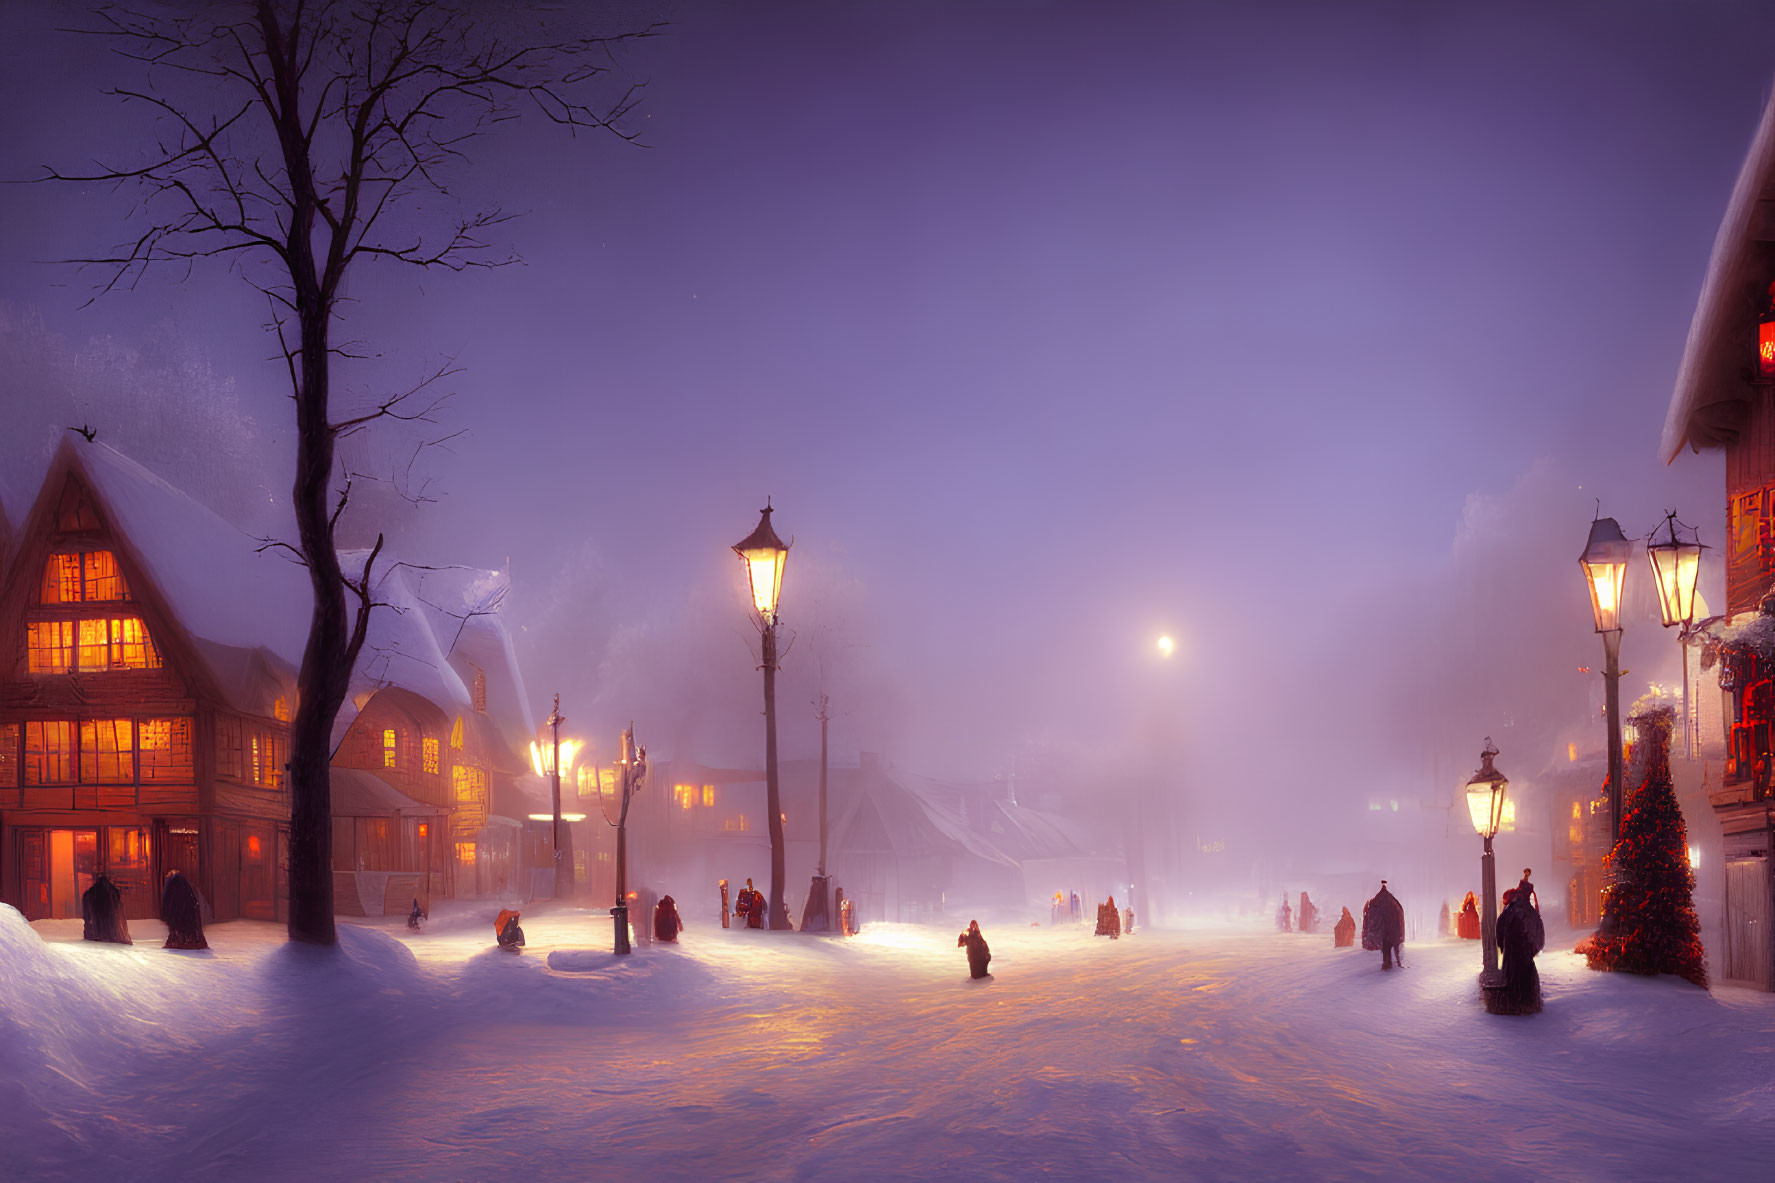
left=82, top=551, right=128, bottom=601
left=422, top=736, right=439, bottom=775
left=79, top=719, right=135, bottom=783
left=110, top=617, right=161, bottom=669
left=40, top=555, right=82, bottom=604
left=383, top=729, right=397, bottom=769
left=139, top=718, right=194, bottom=782
left=24, top=721, right=73, bottom=784
left=107, top=826, right=150, bottom=871
left=26, top=621, right=74, bottom=674
left=76, top=619, right=108, bottom=671
left=0, top=723, right=16, bottom=788
left=216, top=717, right=244, bottom=780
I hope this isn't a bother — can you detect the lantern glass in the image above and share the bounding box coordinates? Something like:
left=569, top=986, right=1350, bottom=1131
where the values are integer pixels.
left=1579, top=518, right=1632, bottom=633
left=1465, top=776, right=1507, bottom=839
left=733, top=506, right=790, bottom=620
left=1646, top=537, right=1702, bottom=630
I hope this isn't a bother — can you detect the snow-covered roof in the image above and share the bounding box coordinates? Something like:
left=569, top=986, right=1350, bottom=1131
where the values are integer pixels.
left=1661, top=87, right=1775, bottom=463
left=76, top=438, right=313, bottom=668
left=834, top=763, right=1018, bottom=868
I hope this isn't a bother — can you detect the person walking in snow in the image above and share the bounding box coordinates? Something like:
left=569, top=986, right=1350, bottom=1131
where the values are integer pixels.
left=654, top=895, right=684, bottom=943
left=720, top=878, right=731, bottom=929
left=1457, top=892, right=1481, bottom=940
left=1069, top=891, right=1081, bottom=924
left=741, top=879, right=765, bottom=929
left=837, top=887, right=857, bottom=936
left=81, top=873, right=131, bottom=945
left=1361, top=880, right=1406, bottom=969
left=1516, top=868, right=1540, bottom=913
left=1096, top=895, right=1122, bottom=938
left=958, top=919, right=992, bottom=979
left=1122, top=904, right=1135, bottom=935
left=160, top=870, right=207, bottom=950
left=1276, top=894, right=1293, bottom=932
left=407, top=898, right=426, bottom=931
left=1333, top=906, right=1356, bottom=948
left=495, top=908, right=525, bottom=951
left=1496, top=887, right=1545, bottom=1014
left=1298, top=892, right=1319, bottom=935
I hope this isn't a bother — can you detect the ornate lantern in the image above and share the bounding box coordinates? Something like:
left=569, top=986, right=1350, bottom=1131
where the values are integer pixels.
left=1646, top=514, right=1705, bottom=630
left=1579, top=517, right=1632, bottom=634
left=1465, top=739, right=1509, bottom=840
left=733, top=503, right=790, bottom=622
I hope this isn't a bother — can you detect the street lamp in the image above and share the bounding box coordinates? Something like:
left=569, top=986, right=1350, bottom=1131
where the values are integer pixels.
left=529, top=695, right=580, bottom=898
left=1465, top=738, right=1509, bottom=986
left=1580, top=516, right=1632, bottom=840
left=1647, top=511, right=1709, bottom=758
left=734, top=501, right=791, bottom=931
left=606, top=723, right=648, bottom=954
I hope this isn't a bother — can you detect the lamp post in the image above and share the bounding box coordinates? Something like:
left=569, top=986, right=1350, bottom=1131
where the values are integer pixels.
left=529, top=695, right=580, bottom=899
left=1647, top=511, right=1708, bottom=757
left=799, top=692, right=833, bottom=932
left=1580, top=516, right=1632, bottom=841
left=734, top=502, right=792, bottom=931
left=608, top=722, right=648, bottom=954
left=1465, top=738, right=1509, bottom=985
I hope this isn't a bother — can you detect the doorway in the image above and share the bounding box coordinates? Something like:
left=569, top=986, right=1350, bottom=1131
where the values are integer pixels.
left=48, top=828, right=99, bottom=919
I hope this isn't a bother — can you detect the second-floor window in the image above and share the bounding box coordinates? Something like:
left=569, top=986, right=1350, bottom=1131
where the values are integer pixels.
left=383, top=729, right=398, bottom=769
left=216, top=716, right=285, bottom=789
left=26, top=616, right=160, bottom=674
left=39, top=551, right=129, bottom=604
left=422, top=736, right=439, bottom=774
left=10, top=716, right=191, bottom=786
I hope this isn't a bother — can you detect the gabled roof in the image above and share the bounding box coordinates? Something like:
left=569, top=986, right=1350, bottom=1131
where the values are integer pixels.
left=832, top=763, right=1017, bottom=867
left=330, top=767, right=445, bottom=817
left=1662, top=86, right=1775, bottom=463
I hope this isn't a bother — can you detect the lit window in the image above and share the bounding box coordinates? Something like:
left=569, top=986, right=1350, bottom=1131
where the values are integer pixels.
left=23, top=720, right=74, bottom=785
left=418, top=823, right=429, bottom=840
left=383, top=729, right=398, bottom=769
left=0, top=723, right=17, bottom=788
left=109, top=617, right=159, bottom=669
left=79, top=718, right=135, bottom=783
left=675, top=783, right=695, bottom=810
left=107, top=826, right=150, bottom=870
left=456, top=841, right=477, bottom=866
left=40, top=554, right=81, bottom=603
left=702, top=785, right=716, bottom=808
left=422, top=737, right=440, bottom=775
left=82, top=552, right=127, bottom=601
left=450, top=716, right=464, bottom=750
left=273, top=696, right=291, bottom=723
left=26, top=621, right=74, bottom=674
left=246, top=834, right=262, bottom=859
left=138, top=718, right=194, bottom=782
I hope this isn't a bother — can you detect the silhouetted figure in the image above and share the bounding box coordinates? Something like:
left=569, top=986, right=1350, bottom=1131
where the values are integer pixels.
left=1438, top=899, right=1451, bottom=937
left=1457, top=892, right=1481, bottom=940
left=81, top=873, right=132, bottom=945
left=737, top=878, right=764, bottom=929
left=1333, top=906, right=1356, bottom=948
left=1362, top=880, right=1406, bottom=969
left=958, top=919, right=992, bottom=978
left=1276, top=895, right=1293, bottom=932
left=720, top=878, right=731, bottom=929
left=1123, top=905, right=1135, bottom=935
left=1069, top=891, right=1081, bottom=924
left=160, top=870, right=207, bottom=950
left=1496, top=887, right=1545, bottom=1014
left=654, top=895, right=684, bottom=942
left=1516, top=868, right=1540, bottom=913
left=407, top=898, right=425, bottom=931
left=1096, top=895, right=1122, bottom=938
left=495, top=908, right=525, bottom=951
left=837, top=887, right=857, bottom=936
left=1298, top=892, right=1319, bottom=935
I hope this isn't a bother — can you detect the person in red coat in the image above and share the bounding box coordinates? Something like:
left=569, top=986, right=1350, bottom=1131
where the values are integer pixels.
left=654, top=895, right=684, bottom=942
left=1457, top=892, right=1482, bottom=940
left=1333, top=906, right=1356, bottom=948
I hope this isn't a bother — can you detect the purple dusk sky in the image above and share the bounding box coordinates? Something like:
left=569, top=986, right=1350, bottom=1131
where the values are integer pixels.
left=2, top=2, right=1772, bottom=835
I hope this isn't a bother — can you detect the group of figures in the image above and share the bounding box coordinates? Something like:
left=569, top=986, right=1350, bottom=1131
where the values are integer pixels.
left=79, top=870, right=208, bottom=950
left=1049, top=890, right=1134, bottom=936
left=717, top=878, right=858, bottom=936
left=1274, top=891, right=1320, bottom=934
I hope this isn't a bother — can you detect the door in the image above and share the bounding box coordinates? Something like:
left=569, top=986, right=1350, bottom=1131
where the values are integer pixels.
left=19, top=829, right=49, bottom=920
left=1723, top=857, right=1772, bottom=989
left=49, top=829, right=99, bottom=919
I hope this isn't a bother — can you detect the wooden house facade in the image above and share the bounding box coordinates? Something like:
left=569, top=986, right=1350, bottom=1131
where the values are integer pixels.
left=0, top=440, right=306, bottom=923
left=1662, top=87, right=1775, bottom=988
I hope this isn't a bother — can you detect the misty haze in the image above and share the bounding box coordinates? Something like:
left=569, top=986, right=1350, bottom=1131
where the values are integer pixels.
left=1, top=2, right=1772, bottom=1181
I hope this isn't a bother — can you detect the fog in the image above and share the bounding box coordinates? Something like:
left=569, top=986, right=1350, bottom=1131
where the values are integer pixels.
left=0, top=1, right=1765, bottom=922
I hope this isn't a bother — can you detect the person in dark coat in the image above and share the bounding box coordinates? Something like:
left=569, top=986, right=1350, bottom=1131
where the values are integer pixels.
left=654, top=894, right=684, bottom=942
left=495, top=908, right=525, bottom=951
left=81, top=873, right=132, bottom=944
left=1496, top=887, right=1545, bottom=1014
left=733, top=879, right=752, bottom=927
left=1298, top=892, right=1319, bottom=935
left=160, top=870, right=207, bottom=950
left=1361, top=880, right=1406, bottom=969
left=407, top=898, right=426, bottom=931
left=958, top=919, right=992, bottom=979
left=1276, top=895, right=1293, bottom=932
left=1333, top=906, right=1356, bottom=948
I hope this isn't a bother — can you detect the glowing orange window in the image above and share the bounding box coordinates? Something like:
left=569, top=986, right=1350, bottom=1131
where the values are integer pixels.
left=40, top=554, right=81, bottom=603
left=82, top=552, right=127, bottom=601
left=422, top=737, right=440, bottom=774
left=383, top=729, right=398, bottom=769
left=26, top=621, right=74, bottom=674
left=80, top=719, right=135, bottom=784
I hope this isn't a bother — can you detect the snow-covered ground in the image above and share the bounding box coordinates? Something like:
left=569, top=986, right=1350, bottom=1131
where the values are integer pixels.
left=4, top=902, right=1772, bottom=1182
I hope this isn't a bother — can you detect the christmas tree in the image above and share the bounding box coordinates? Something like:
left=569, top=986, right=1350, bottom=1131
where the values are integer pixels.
left=1585, top=706, right=1707, bottom=988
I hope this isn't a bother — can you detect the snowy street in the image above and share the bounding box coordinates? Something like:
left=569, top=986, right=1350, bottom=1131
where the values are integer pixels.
left=6, top=904, right=1772, bottom=1182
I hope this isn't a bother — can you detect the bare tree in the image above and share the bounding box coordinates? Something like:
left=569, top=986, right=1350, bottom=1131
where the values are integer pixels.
left=47, top=0, right=656, bottom=944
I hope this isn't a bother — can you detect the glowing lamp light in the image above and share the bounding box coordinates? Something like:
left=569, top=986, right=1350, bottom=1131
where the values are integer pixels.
left=1688, top=844, right=1701, bottom=870
left=1579, top=517, right=1632, bottom=634
left=1646, top=515, right=1705, bottom=630
left=1465, top=740, right=1509, bottom=840
left=529, top=737, right=580, bottom=778
left=1759, top=281, right=1775, bottom=380
left=1157, top=635, right=1175, bottom=658
left=528, top=813, right=586, bottom=823
left=733, top=503, right=790, bottom=621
